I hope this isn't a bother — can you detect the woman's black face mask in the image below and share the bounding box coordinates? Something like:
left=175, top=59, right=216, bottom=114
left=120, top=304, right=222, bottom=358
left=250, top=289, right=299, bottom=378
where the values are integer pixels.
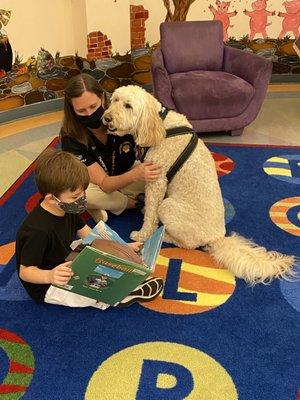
left=76, top=105, right=105, bottom=129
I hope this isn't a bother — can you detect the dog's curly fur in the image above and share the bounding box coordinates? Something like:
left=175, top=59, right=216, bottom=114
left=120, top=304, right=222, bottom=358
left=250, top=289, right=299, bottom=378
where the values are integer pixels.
left=103, top=85, right=296, bottom=284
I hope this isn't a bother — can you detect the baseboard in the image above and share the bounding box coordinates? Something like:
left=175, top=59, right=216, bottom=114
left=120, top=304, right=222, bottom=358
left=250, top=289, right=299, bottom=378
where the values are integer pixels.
left=0, top=98, right=64, bottom=124
left=270, top=74, right=300, bottom=83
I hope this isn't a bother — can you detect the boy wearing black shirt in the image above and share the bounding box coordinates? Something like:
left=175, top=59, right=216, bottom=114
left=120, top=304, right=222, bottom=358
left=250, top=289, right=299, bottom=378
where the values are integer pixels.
left=16, top=149, right=163, bottom=308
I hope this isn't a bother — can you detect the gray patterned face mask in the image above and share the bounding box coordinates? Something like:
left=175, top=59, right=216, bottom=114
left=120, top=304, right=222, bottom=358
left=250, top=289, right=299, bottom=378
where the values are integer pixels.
left=53, top=194, right=87, bottom=214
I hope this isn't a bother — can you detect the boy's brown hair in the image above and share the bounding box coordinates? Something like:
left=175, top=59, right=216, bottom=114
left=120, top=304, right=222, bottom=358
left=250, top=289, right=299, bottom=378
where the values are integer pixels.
left=35, top=148, right=89, bottom=197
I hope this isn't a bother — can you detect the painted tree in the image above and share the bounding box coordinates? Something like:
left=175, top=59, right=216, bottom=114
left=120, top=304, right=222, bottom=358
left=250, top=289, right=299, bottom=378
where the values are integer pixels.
left=163, top=0, right=197, bottom=21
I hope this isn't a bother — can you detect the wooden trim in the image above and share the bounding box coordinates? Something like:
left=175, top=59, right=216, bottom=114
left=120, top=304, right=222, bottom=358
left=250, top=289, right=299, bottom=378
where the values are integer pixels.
left=0, top=111, right=63, bottom=139
left=267, top=83, right=300, bottom=92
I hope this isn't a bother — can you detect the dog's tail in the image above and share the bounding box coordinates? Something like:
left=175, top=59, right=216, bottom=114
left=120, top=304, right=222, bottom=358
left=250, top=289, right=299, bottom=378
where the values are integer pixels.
left=206, top=233, right=296, bottom=285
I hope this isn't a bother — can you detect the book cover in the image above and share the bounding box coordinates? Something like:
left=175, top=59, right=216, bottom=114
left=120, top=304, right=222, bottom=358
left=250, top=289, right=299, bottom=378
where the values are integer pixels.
left=56, top=225, right=165, bottom=305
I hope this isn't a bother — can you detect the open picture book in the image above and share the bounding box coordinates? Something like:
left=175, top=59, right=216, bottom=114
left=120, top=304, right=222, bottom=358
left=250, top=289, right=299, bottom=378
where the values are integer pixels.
left=54, top=222, right=165, bottom=306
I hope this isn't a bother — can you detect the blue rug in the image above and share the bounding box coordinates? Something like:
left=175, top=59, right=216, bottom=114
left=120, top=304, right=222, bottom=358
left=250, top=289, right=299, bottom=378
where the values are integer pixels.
left=0, top=141, right=299, bottom=399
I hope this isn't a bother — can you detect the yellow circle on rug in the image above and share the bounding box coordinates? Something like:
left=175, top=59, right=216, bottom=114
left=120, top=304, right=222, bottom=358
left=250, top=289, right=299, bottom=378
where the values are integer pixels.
left=141, top=248, right=236, bottom=315
left=269, top=196, right=300, bottom=236
left=263, top=155, right=300, bottom=184
left=85, top=342, right=238, bottom=400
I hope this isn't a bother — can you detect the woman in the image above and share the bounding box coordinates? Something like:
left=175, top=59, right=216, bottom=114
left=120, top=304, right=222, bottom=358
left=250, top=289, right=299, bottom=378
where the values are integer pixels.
left=60, top=73, right=161, bottom=222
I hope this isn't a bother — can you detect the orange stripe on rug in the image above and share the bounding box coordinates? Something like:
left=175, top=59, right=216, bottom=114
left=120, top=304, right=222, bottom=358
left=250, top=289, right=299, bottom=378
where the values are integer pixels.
left=0, top=242, right=15, bottom=265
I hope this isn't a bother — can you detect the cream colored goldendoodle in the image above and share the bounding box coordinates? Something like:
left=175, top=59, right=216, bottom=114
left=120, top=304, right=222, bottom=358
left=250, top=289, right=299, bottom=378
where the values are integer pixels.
left=103, top=85, right=295, bottom=284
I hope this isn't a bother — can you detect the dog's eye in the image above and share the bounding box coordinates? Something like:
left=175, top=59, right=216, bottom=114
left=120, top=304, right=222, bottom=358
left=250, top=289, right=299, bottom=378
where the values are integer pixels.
left=125, top=103, right=132, bottom=109
left=113, top=98, right=119, bottom=102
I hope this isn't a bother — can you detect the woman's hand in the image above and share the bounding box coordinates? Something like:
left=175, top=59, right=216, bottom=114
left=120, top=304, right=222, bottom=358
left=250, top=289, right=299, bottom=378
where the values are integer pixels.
left=131, top=161, right=161, bottom=183
left=47, top=261, right=73, bottom=286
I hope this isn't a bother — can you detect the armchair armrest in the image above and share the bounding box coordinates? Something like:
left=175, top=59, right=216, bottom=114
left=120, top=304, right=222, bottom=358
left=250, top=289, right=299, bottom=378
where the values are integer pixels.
left=223, top=46, right=272, bottom=88
left=151, top=48, right=177, bottom=109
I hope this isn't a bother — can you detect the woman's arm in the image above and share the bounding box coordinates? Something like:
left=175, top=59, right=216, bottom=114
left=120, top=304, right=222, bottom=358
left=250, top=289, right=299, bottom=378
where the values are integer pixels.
left=87, top=162, right=136, bottom=193
left=88, top=161, right=161, bottom=194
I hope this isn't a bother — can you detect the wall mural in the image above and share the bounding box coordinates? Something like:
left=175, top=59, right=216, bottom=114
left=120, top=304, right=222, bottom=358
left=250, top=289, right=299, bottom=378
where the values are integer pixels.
left=0, top=2, right=299, bottom=113
left=163, top=0, right=197, bottom=21
left=209, top=1, right=238, bottom=42
left=0, top=9, right=13, bottom=73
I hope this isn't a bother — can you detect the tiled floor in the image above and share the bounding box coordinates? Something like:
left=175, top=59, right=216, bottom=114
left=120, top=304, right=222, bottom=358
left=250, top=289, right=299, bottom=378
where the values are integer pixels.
left=0, top=92, right=299, bottom=197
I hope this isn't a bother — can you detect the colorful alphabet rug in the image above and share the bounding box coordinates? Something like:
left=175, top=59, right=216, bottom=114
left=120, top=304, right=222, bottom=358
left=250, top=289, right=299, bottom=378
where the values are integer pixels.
left=0, top=141, right=299, bottom=400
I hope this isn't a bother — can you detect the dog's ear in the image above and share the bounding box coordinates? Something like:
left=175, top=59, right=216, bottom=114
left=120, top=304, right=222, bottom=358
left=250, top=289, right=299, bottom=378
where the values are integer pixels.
left=136, top=93, right=165, bottom=147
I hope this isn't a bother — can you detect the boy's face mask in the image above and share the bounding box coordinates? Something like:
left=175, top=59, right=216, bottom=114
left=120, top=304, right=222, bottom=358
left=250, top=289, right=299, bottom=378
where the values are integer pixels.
left=53, top=194, right=87, bottom=214
left=76, top=105, right=105, bottom=129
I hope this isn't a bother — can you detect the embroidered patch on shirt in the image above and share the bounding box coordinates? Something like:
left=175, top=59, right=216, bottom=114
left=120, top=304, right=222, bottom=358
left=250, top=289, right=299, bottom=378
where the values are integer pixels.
left=119, top=141, right=132, bottom=154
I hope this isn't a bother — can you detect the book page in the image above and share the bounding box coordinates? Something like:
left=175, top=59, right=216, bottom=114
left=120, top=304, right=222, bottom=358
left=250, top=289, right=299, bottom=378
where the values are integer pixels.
left=82, top=221, right=127, bottom=245
left=141, top=226, right=165, bottom=271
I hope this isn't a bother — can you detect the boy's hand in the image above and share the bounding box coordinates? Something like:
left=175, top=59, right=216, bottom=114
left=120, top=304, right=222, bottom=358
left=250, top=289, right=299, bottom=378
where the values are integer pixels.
left=128, top=242, right=143, bottom=253
left=48, top=261, right=73, bottom=286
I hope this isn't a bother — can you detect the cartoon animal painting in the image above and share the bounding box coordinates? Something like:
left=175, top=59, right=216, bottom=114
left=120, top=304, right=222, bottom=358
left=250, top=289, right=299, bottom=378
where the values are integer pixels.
left=209, top=0, right=238, bottom=41
left=0, top=9, right=12, bottom=72
left=0, top=9, right=11, bottom=30
left=278, top=0, right=300, bottom=38
left=244, top=0, right=275, bottom=40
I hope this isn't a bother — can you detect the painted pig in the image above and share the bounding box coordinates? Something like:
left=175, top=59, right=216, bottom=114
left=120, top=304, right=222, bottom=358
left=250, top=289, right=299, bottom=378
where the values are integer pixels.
left=209, top=0, right=238, bottom=41
left=278, top=0, right=300, bottom=38
left=244, top=0, right=275, bottom=40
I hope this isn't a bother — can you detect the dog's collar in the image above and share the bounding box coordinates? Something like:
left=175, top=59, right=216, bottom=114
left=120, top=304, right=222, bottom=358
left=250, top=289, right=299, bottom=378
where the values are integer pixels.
left=159, top=106, right=169, bottom=120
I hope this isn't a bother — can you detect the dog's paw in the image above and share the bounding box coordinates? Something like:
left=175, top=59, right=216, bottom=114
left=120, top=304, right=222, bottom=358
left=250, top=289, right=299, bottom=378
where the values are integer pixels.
left=130, top=230, right=148, bottom=242
left=162, top=232, right=174, bottom=244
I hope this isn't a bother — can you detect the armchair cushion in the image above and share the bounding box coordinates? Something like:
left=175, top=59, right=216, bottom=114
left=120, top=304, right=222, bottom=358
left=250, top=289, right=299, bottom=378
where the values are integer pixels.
left=223, top=45, right=272, bottom=88
left=160, top=21, right=224, bottom=74
left=170, top=71, right=254, bottom=120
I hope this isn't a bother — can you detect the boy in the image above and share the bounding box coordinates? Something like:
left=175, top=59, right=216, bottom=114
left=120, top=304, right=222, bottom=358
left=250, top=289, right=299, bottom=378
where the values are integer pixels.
left=16, top=149, right=163, bottom=309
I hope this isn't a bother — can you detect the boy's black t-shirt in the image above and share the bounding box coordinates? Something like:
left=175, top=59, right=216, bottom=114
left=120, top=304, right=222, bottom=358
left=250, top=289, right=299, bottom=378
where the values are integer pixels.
left=61, top=131, right=136, bottom=176
left=16, top=205, right=85, bottom=303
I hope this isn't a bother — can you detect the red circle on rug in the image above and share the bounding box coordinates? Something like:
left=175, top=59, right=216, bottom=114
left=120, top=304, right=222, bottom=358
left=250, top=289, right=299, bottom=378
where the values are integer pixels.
left=211, top=152, right=234, bottom=177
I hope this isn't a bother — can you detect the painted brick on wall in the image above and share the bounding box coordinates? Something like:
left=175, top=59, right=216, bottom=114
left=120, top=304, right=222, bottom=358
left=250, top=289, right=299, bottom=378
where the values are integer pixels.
left=130, top=4, right=149, bottom=50
left=87, top=31, right=112, bottom=60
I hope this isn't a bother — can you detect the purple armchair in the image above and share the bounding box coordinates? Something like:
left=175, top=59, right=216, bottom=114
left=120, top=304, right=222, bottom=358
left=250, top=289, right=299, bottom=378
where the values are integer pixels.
left=151, top=21, right=272, bottom=136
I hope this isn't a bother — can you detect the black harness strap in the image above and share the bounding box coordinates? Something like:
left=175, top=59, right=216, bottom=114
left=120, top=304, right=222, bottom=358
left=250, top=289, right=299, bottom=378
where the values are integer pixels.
left=165, top=127, right=198, bottom=183
left=165, top=126, right=194, bottom=137
left=136, top=146, right=149, bottom=163
left=137, top=108, right=198, bottom=183
left=159, top=106, right=169, bottom=120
